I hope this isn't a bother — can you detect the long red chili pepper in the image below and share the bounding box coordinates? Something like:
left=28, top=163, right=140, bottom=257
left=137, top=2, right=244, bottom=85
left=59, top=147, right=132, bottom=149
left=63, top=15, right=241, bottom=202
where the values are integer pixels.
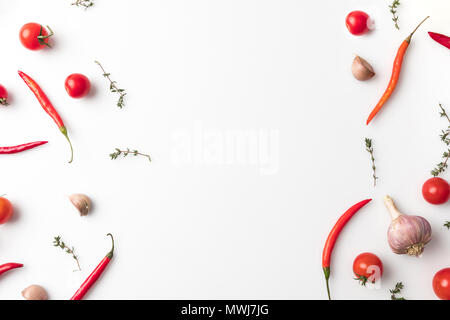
left=0, top=263, right=23, bottom=276
left=428, top=31, right=450, bottom=50
left=70, top=233, right=114, bottom=300
left=0, top=141, right=47, bottom=154
left=322, top=199, right=371, bottom=300
left=18, top=70, right=73, bottom=163
left=366, top=16, right=429, bottom=125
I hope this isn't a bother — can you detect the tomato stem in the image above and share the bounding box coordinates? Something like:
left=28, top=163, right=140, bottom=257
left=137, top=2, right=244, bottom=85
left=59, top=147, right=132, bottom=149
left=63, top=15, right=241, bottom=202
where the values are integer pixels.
left=37, top=25, right=54, bottom=48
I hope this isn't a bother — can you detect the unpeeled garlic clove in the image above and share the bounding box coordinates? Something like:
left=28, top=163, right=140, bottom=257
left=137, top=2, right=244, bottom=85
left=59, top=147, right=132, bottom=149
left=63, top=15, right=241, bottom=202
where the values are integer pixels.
left=352, top=55, right=375, bottom=81
left=22, top=285, right=48, bottom=300
left=69, top=194, right=92, bottom=216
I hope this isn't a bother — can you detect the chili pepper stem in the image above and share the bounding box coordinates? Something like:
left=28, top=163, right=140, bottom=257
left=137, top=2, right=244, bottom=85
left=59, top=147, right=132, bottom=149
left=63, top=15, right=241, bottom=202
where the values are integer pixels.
left=60, top=127, right=73, bottom=163
left=405, top=16, right=430, bottom=43
left=106, top=233, right=115, bottom=259
left=323, top=267, right=331, bottom=300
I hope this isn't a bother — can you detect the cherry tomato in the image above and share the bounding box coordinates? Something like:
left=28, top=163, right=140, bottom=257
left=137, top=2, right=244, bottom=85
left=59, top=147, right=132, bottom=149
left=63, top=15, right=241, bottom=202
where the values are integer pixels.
left=433, top=268, right=450, bottom=300
left=65, top=74, right=91, bottom=98
left=353, top=252, right=383, bottom=285
left=19, top=23, right=52, bottom=51
left=0, top=197, right=13, bottom=224
left=346, top=11, right=370, bottom=36
left=0, top=84, right=8, bottom=105
left=422, top=177, right=450, bottom=205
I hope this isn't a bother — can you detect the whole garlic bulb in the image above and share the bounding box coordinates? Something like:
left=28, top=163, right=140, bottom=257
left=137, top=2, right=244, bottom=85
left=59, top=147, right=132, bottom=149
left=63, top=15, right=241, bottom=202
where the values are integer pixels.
left=69, top=194, right=92, bottom=216
left=384, top=195, right=432, bottom=256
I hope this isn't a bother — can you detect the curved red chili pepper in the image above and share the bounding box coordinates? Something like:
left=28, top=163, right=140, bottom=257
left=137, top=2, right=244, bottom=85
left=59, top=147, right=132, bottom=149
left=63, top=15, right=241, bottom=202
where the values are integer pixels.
left=429, top=31, right=450, bottom=50
left=0, top=263, right=23, bottom=276
left=0, top=141, right=48, bottom=154
left=366, top=16, right=429, bottom=125
left=70, top=234, right=114, bottom=300
left=322, top=199, right=371, bottom=300
left=18, top=70, right=73, bottom=163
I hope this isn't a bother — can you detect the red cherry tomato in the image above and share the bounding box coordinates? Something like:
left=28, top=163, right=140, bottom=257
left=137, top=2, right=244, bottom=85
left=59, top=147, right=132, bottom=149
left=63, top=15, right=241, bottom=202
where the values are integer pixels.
left=65, top=74, right=91, bottom=99
left=353, top=252, right=383, bottom=285
left=433, top=268, right=450, bottom=300
left=422, top=177, right=450, bottom=205
left=0, top=197, right=13, bottom=224
left=346, top=11, right=370, bottom=36
left=19, top=23, right=52, bottom=50
left=0, top=84, right=8, bottom=105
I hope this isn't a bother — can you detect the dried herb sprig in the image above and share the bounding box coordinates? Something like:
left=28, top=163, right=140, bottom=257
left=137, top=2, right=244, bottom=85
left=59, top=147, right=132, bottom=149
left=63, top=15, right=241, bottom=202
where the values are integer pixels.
left=0, top=98, right=8, bottom=106
left=110, top=148, right=151, bottom=162
left=365, top=138, right=378, bottom=187
left=431, top=104, right=450, bottom=177
left=390, top=282, right=405, bottom=300
left=53, top=236, right=81, bottom=271
left=389, top=0, right=401, bottom=30
left=72, top=0, right=94, bottom=9
left=444, top=221, right=450, bottom=229
left=95, top=61, right=126, bottom=109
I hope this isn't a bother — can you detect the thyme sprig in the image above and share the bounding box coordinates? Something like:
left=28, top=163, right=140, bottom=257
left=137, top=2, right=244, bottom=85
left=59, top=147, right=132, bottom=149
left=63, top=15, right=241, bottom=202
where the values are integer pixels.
left=0, top=98, right=8, bottom=106
left=72, top=0, right=94, bottom=9
left=110, top=148, right=151, bottom=162
left=95, top=61, right=126, bottom=109
left=390, top=282, right=405, bottom=300
left=431, top=104, right=450, bottom=177
left=389, top=0, right=401, bottom=30
left=365, top=138, right=378, bottom=187
left=37, top=25, right=54, bottom=48
left=444, top=221, right=450, bottom=229
left=53, top=236, right=81, bottom=271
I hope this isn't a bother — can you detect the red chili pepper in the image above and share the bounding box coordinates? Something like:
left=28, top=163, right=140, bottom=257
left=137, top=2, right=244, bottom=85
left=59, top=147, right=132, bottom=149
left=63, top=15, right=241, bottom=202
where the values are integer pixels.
left=366, top=16, right=429, bottom=125
left=18, top=71, right=73, bottom=163
left=70, top=234, right=114, bottom=300
left=429, top=31, right=450, bottom=50
left=0, top=263, right=23, bottom=276
left=322, top=199, right=371, bottom=300
left=0, top=141, right=48, bottom=154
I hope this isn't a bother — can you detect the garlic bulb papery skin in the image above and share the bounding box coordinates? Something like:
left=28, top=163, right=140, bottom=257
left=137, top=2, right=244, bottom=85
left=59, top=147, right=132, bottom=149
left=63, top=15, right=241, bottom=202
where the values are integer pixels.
left=69, top=194, right=91, bottom=216
left=384, top=195, right=432, bottom=256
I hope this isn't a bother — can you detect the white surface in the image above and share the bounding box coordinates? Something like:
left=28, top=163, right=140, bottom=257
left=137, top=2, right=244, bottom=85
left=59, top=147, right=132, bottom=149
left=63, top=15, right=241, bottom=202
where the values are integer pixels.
left=0, top=0, right=449, bottom=300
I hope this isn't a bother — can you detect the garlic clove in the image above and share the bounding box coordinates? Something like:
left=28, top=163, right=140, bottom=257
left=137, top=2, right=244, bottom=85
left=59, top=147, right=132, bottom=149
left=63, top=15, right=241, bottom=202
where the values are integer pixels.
left=22, top=285, right=48, bottom=300
left=384, top=195, right=432, bottom=257
left=69, top=194, right=92, bottom=216
left=352, top=55, right=375, bottom=81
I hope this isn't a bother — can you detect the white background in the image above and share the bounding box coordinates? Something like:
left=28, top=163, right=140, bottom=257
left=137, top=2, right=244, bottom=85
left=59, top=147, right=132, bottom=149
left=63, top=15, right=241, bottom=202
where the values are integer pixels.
left=0, top=0, right=449, bottom=300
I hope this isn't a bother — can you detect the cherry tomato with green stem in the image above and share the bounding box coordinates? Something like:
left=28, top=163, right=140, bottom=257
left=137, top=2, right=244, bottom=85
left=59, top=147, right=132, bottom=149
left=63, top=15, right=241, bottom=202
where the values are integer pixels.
left=65, top=74, right=91, bottom=98
left=433, top=268, right=450, bottom=300
left=19, top=23, right=53, bottom=50
left=353, top=252, right=383, bottom=286
left=422, top=177, right=450, bottom=205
